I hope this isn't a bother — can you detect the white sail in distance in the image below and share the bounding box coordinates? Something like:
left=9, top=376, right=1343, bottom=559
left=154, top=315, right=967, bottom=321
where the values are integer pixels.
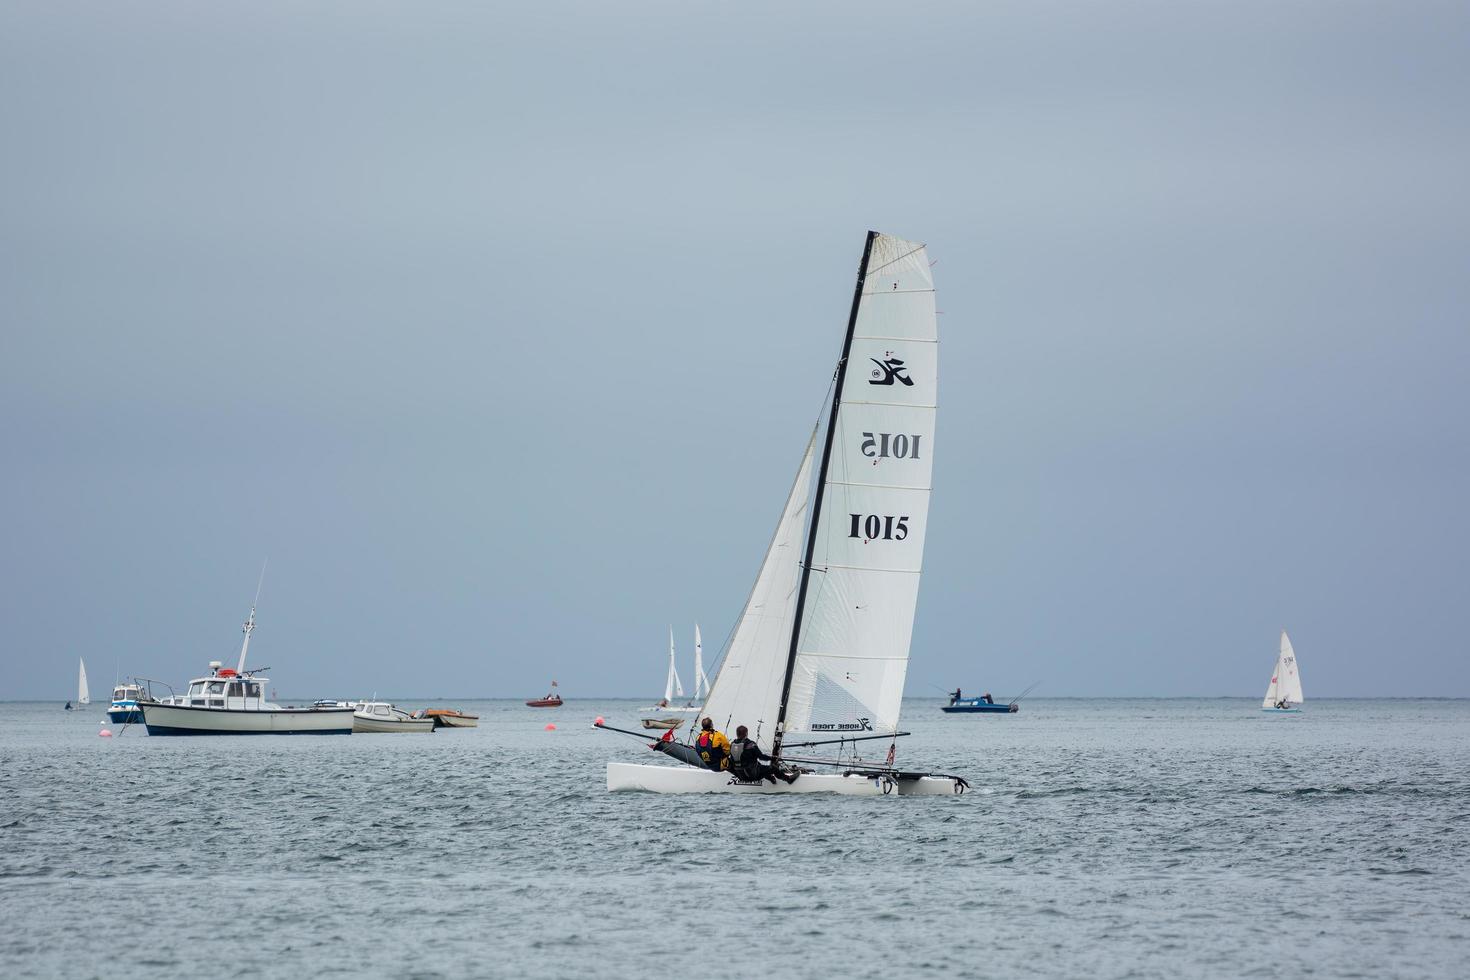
left=693, top=624, right=710, bottom=700
left=699, top=429, right=819, bottom=750
left=665, top=627, right=684, bottom=701
left=77, top=659, right=90, bottom=705
left=782, top=233, right=937, bottom=740
left=1263, top=629, right=1304, bottom=707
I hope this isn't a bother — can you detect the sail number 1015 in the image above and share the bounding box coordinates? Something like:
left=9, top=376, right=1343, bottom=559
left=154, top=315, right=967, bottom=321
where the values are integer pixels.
left=849, top=514, right=910, bottom=541
left=861, top=432, right=921, bottom=459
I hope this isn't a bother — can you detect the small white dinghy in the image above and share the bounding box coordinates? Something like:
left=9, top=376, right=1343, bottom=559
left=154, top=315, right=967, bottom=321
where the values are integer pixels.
left=351, top=701, right=435, bottom=733
left=605, top=232, right=965, bottom=796
left=1262, top=629, right=1305, bottom=712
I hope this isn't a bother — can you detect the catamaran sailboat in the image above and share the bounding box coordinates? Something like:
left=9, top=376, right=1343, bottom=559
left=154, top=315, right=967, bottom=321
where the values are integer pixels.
left=1262, top=629, right=1304, bottom=713
left=604, top=231, right=964, bottom=795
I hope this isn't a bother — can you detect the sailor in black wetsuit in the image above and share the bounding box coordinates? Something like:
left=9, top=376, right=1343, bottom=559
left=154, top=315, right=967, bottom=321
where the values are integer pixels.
left=728, top=725, right=797, bottom=784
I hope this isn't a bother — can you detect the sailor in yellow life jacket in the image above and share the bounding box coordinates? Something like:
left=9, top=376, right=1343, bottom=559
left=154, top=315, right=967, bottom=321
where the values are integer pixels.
left=695, top=717, right=729, bottom=771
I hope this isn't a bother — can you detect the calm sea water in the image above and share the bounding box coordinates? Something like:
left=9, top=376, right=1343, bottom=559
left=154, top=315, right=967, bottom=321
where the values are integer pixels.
left=1, top=698, right=1466, bottom=979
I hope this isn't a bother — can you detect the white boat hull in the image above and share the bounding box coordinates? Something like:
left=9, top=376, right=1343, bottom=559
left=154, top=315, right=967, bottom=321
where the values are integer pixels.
left=353, top=714, right=435, bottom=733
left=607, top=762, right=965, bottom=796
left=141, top=703, right=355, bottom=735
left=434, top=714, right=478, bottom=728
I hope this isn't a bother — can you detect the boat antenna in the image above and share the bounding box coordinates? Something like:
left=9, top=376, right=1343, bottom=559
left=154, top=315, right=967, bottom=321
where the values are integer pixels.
left=772, top=230, right=877, bottom=762
left=237, top=559, right=267, bottom=674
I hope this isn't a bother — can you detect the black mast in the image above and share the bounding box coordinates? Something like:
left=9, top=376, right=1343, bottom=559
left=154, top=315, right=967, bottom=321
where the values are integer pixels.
left=771, top=230, right=877, bottom=760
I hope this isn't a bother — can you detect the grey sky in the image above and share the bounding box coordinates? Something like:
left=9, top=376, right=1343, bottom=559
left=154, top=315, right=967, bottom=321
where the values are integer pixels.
left=3, top=2, right=1467, bottom=699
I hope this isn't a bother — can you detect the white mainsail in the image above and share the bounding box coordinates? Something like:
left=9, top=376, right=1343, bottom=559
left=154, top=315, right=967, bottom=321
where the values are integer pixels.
left=1262, top=629, right=1304, bottom=707
left=77, top=659, right=90, bottom=705
left=693, top=624, right=710, bottom=700
left=664, top=627, right=684, bottom=701
left=699, top=429, right=819, bottom=748
left=783, top=233, right=936, bottom=740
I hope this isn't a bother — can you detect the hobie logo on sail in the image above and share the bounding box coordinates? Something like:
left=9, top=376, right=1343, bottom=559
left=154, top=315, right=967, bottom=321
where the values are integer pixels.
left=810, top=718, right=873, bottom=732
left=868, top=354, right=914, bottom=387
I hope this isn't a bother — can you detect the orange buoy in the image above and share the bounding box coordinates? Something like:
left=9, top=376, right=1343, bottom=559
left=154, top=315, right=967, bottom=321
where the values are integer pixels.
left=544, top=723, right=556, bottom=731
left=594, top=716, right=605, bottom=725
left=98, top=730, right=113, bottom=737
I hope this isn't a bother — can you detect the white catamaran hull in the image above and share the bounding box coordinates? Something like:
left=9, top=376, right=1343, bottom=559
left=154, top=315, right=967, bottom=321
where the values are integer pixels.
left=607, top=763, right=964, bottom=796
left=142, top=703, right=355, bottom=735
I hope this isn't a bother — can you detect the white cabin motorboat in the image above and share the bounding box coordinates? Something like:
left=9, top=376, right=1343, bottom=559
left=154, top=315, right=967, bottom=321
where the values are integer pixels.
left=139, top=577, right=354, bottom=736
left=107, top=683, right=155, bottom=724
left=350, top=701, right=435, bottom=733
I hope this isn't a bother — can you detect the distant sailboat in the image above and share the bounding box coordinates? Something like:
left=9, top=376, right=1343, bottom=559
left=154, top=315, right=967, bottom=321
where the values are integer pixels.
left=77, top=659, right=91, bottom=706
left=1262, top=630, right=1304, bottom=712
left=663, top=626, right=684, bottom=705
left=693, top=624, right=711, bottom=703
left=641, top=625, right=708, bottom=714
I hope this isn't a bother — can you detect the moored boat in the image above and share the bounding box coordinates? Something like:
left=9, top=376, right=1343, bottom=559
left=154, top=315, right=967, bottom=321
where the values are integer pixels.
left=351, top=701, right=435, bottom=733
left=107, top=682, right=155, bottom=724
left=141, top=697, right=355, bottom=735
left=138, top=574, right=354, bottom=736
left=641, top=717, right=684, bottom=731
left=421, top=708, right=479, bottom=728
